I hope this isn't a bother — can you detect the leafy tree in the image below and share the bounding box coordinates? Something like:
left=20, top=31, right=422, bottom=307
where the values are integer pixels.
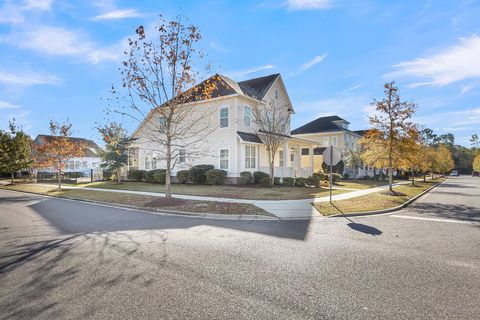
left=252, top=99, right=291, bottom=185
left=473, top=153, right=480, bottom=172
left=399, top=126, right=422, bottom=186
left=96, top=122, right=133, bottom=183
left=0, top=120, right=33, bottom=183
left=470, top=134, right=479, bottom=148
left=418, top=146, right=439, bottom=181
left=115, top=16, right=219, bottom=198
left=360, top=81, right=417, bottom=193
left=34, top=120, right=85, bottom=189
left=435, top=144, right=455, bottom=174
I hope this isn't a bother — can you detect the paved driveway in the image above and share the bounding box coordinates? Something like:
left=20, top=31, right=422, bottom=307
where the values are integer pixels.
left=0, top=176, right=479, bottom=319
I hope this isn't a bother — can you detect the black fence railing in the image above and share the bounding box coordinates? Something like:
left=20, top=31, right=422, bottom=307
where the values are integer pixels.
left=37, top=170, right=104, bottom=184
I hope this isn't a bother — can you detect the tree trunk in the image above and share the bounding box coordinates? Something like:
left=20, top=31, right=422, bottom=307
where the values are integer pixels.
left=423, top=173, right=426, bottom=182
left=388, top=161, right=393, bottom=193
left=117, top=166, right=121, bottom=183
left=57, top=161, right=62, bottom=190
left=411, top=168, right=415, bottom=186
left=165, top=144, right=172, bottom=198
left=269, top=151, right=275, bottom=186
left=11, top=172, right=14, bottom=184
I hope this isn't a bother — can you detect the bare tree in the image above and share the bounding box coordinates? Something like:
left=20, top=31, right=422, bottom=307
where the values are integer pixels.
left=114, top=16, right=220, bottom=197
left=252, top=99, right=291, bottom=185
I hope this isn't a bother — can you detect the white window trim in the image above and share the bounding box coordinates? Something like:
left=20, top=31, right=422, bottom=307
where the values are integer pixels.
left=244, top=145, right=256, bottom=169
left=219, top=107, right=229, bottom=128
left=219, top=148, right=229, bottom=170
left=178, top=149, right=186, bottom=164
left=332, top=136, right=338, bottom=146
left=244, top=106, right=252, bottom=127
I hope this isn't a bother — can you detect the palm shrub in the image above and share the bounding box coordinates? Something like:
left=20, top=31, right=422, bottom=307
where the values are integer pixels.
left=206, top=169, right=227, bottom=185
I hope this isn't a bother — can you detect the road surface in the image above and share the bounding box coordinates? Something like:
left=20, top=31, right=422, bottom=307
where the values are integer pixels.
left=0, top=176, right=479, bottom=319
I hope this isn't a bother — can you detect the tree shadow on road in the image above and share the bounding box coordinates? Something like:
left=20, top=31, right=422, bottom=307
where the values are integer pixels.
left=331, top=204, right=383, bottom=236
left=410, top=202, right=480, bottom=223
left=27, top=198, right=311, bottom=241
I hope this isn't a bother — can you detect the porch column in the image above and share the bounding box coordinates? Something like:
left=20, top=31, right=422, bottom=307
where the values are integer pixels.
left=282, top=142, right=289, bottom=178
left=309, top=146, right=314, bottom=176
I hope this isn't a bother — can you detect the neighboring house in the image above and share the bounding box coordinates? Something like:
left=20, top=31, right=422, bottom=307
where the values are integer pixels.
left=130, top=73, right=318, bottom=183
left=32, top=135, right=103, bottom=175
left=291, top=116, right=374, bottom=177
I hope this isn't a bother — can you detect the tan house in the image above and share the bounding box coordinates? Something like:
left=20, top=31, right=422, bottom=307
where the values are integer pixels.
left=130, top=73, right=318, bottom=183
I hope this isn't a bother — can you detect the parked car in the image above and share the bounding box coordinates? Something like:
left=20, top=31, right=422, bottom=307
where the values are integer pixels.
left=473, top=171, right=480, bottom=177
left=450, top=170, right=459, bottom=176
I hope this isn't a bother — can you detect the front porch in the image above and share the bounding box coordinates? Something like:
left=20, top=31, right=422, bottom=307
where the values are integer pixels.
left=257, top=137, right=323, bottom=178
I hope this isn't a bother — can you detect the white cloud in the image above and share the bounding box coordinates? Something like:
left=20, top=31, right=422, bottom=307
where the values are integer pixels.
left=1, top=26, right=122, bottom=64
left=0, top=70, right=60, bottom=86
left=300, top=53, right=327, bottom=72
left=0, top=101, right=21, bottom=109
left=345, top=83, right=362, bottom=92
left=22, top=0, right=53, bottom=11
left=386, top=34, right=480, bottom=87
left=226, top=64, right=275, bottom=79
left=92, top=8, right=143, bottom=21
left=0, top=2, right=24, bottom=24
left=285, top=0, right=334, bottom=10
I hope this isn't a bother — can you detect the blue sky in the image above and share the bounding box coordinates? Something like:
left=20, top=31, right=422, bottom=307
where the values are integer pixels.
left=1, top=0, right=479, bottom=146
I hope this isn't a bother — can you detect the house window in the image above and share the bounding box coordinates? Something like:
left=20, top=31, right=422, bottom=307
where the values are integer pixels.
left=245, top=145, right=256, bottom=169
left=145, top=156, right=151, bottom=170
left=244, top=106, right=252, bottom=127
left=220, top=149, right=229, bottom=169
left=332, top=136, right=338, bottom=146
left=279, top=150, right=284, bottom=167
left=323, top=137, right=330, bottom=146
left=159, top=117, right=166, bottom=132
left=179, top=149, right=186, bottom=163
left=220, top=107, right=229, bottom=128
left=301, top=148, right=309, bottom=155
left=151, top=157, right=157, bottom=170
left=275, top=89, right=279, bottom=99
left=290, top=153, right=294, bottom=162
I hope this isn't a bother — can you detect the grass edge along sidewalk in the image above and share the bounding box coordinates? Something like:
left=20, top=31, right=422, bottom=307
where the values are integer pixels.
left=314, top=179, right=445, bottom=217
left=0, top=184, right=274, bottom=218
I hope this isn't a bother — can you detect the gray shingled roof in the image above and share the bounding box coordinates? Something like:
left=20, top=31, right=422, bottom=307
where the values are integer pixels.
left=237, top=131, right=263, bottom=144
left=291, top=116, right=348, bottom=135
left=238, top=74, right=279, bottom=100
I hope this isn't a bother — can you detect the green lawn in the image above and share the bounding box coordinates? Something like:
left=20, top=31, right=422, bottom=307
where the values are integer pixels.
left=0, top=184, right=272, bottom=216
left=80, top=181, right=349, bottom=200
left=314, top=179, right=444, bottom=216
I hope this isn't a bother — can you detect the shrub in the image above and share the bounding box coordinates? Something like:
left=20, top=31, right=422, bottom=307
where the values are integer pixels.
left=274, top=177, right=281, bottom=185
left=295, top=177, right=306, bottom=187
left=313, top=172, right=328, bottom=181
left=237, top=176, right=251, bottom=185
left=188, top=165, right=214, bottom=184
left=128, top=169, right=146, bottom=182
left=240, top=171, right=253, bottom=184
left=305, top=176, right=320, bottom=187
left=331, top=173, right=342, bottom=183
left=206, top=169, right=227, bottom=186
left=283, top=177, right=295, bottom=186
left=176, top=170, right=189, bottom=184
left=253, top=171, right=270, bottom=184
left=259, top=176, right=271, bottom=186
left=146, top=169, right=166, bottom=184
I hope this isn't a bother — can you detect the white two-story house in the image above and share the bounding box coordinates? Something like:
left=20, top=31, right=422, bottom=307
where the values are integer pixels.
left=130, top=73, right=318, bottom=183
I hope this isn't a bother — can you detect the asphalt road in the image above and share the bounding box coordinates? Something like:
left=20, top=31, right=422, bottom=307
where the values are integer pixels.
left=0, top=176, right=479, bottom=320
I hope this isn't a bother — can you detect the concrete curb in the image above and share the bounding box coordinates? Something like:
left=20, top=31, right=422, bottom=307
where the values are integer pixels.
left=0, top=187, right=280, bottom=221
left=324, top=178, right=448, bottom=218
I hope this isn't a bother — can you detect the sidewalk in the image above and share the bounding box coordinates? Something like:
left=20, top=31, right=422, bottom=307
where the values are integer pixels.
left=36, top=181, right=411, bottom=219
